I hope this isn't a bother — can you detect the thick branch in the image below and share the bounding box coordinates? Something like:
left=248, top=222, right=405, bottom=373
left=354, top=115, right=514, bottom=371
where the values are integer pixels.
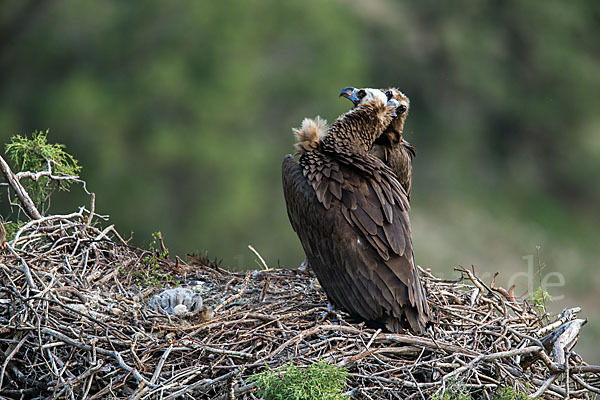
left=521, top=318, right=587, bottom=370
left=0, top=154, right=42, bottom=219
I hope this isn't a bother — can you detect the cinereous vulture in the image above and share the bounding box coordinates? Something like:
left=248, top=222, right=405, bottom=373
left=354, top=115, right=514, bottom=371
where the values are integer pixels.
left=282, top=88, right=429, bottom=334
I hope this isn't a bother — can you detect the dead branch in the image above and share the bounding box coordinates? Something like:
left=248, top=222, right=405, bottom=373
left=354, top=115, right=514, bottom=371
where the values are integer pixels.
left=0, top=154, right=42, bottom=219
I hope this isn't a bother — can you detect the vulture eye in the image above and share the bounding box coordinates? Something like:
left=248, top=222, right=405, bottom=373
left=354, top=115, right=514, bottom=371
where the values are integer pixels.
left=356, top=89, right=366, bottom=99
left=398, top=104, right=407, bottom=114
left=385, top=90, right=393, bottom=100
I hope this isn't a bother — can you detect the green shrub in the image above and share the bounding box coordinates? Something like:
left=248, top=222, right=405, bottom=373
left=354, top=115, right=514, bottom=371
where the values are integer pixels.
left=529, top=286, right=552, bottom=315
left=5, top=130, right=81, bottom=210
left=250, top=361, right=348, bottom=400
left=432, top=381, right=528, bottom=400
left=431, top=380, right=471, bottom=400
left=120, top=232, right=178, bottom=287
left=492, top=386, right=528, bottom=400
left=3, top=220, right=24, bottom=241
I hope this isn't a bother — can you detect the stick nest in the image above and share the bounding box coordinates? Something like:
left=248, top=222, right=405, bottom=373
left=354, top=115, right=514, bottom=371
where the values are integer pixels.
left=1, top=212, right=599, bottom=400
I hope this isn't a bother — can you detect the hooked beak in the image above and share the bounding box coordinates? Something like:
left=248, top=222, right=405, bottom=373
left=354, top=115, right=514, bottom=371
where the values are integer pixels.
left=387, top=98, right=400, bottom=118
left=339, top=87, right=360, bottom=105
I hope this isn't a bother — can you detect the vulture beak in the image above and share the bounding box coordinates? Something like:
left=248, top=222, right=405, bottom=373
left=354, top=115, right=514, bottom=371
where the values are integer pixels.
left=339, top=87, right=360, bottom=105
left=387, top=98, right=400, bottom=118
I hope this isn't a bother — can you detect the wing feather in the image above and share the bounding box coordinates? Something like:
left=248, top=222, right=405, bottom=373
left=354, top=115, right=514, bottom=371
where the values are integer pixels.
left=282, top=152, right=429, bottom=334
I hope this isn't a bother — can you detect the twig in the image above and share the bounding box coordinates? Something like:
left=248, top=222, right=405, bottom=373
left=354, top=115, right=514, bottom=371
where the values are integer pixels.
left=537, top=307, right=582, bottom=336
left=530, top=374, right=558, bottom=398
left=248, top=245, right=269, bottom=271
left=572, top=375, right=600, bottom=395
left=442, top=346, right=542, bottom=382
left=5, top=242, right=38, bottom=290
left=150, top=345, right=172, bottom=385
left=41, top=328, right=151, bottom=387
left=214, top=272, right=251, bottom=313
left=81, top=193, right=96, bottom=233
left=490, top=272, right=516, bottom=302
left=0, top=219, right=6, bottom=252
left=366, top=329, right=382, bottom=349
left=0, top=333, right=29, bottom=390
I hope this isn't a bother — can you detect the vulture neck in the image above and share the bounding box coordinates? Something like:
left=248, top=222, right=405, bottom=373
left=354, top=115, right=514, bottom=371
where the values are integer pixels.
left=321, top=101, right=392, bottom=156
left=383, top=116, right=407, bottom=144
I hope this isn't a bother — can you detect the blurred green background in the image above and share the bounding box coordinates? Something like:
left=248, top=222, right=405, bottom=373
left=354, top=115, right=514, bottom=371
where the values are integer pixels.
left=1, top=1, right=599, bottom=360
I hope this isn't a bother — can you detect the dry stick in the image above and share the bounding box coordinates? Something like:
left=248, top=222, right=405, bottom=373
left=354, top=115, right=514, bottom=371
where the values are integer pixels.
left=530, top=374, right=559, bottom=399
left=219, top=382, right=256, bottom=400
left=442, top=346, right=542, bottom=382
left=538, top=307, right=581, bottom=336
left=150, top=345, right=172, bottom=385
left=130, top=385, right=150, bottom=400
left=41, top=328, right=151, bottom=387
left=490, top=272, right=516, bottom=302
left=0, top=219, right=6, bottom=251
left=0, top=154, right=42, bottom=220
left=202, top=345, right=253, bottom=359
left=565, top=352, right=571, bottom=399
left=162, top=368, right=243, bottom=400
left=361, top=327, right=479, bottom=356
left=14, top=158, right=74, bottom=183
left=552, top=319, right=586, bottom=365
left=248, top=245, right=269, bottom=271
left=5, top=242, right=38, bottom=290
left=26, top=295, right=128, bottom=339
left=366, top=329, right=382, bottom=349
left=0, top=333, right=29, bottom=391
left=13, top=211, right=84, bottom=245
left=81, top=193, right=95, bottom=233
left=214, top=272, right=251, bottom=313
left=94, top=224, right=115, bottom=241
left=254, top=324, right=477, bottom=367
left=87, top=385, right=114, bottom=400
left=572, top=375, right=600, bottom=395
left=81, top=340, right=99, bottom=400
left=53, top=360, right=105, bottom=390
left=570, top=365, right=600, bottom=374
left=157, top=231, right=168, bottom=258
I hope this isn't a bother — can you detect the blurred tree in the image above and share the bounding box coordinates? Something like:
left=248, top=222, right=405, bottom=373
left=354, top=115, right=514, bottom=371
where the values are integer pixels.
left=0, top=0, right=365, bottom=267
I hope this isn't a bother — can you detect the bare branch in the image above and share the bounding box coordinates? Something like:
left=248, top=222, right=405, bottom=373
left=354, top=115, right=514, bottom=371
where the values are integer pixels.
left=0, top=154, right=42, bottom=219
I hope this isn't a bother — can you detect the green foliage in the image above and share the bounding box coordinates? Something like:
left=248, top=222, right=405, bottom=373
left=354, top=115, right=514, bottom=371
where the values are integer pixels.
left=121, top=232, right=178, bottom=287
left=492, top=386, right=528, bottom=400
left=5, top=130, right=81, bottom=210
left=432, top=381, right=528, bottom=400
left=130, top=261, right=178, bottom=287
left=431, top=380, right=471, bottom=400
left=529, top=286, right=552, bottom=315
left=3, top=220, right=24, bottom=241
left=147, top=231, right=169, bottom=259
left=249, top=361, right=348, bottom=400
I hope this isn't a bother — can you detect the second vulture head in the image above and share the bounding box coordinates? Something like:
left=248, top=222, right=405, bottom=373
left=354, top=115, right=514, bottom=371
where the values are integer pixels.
left=339, top=87, right=408, bottom=118
left=340, top=86, right=410, bottom=143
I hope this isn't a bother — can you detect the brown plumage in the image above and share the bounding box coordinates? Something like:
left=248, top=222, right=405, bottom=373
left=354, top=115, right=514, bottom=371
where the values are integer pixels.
left=371, top=88, right=416, bottom=199
left=282, top=89, right=430, bottom=334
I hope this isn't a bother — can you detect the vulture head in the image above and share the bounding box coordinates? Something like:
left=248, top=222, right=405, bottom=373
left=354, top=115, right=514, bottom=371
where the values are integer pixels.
left=339, top=87, right=402, bottom=118
left=340, top=87, right=410, bottom=144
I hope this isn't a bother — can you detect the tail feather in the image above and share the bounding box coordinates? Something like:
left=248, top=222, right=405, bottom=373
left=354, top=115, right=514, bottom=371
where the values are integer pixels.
left=384, top=308, right=427, bottom=335
left=293, top=116, right=328, bottom=155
